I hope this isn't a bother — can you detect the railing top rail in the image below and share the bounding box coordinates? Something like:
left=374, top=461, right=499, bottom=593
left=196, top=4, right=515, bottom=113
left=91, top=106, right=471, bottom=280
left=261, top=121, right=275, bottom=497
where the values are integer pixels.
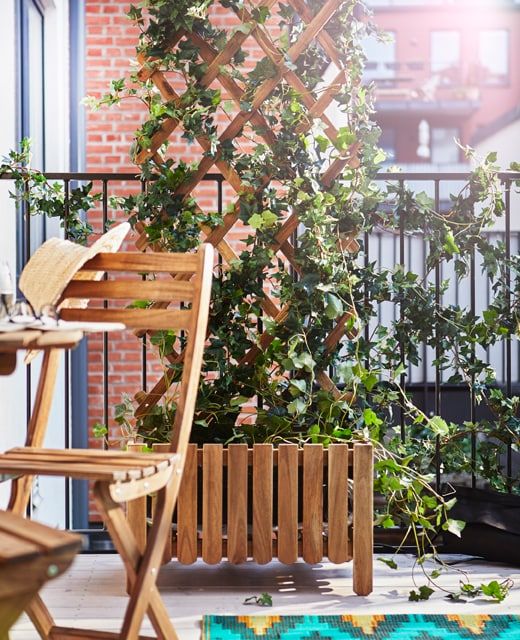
left=1, top=171, right=519, bottom=181
left=0, top=172, right=225, bottom=181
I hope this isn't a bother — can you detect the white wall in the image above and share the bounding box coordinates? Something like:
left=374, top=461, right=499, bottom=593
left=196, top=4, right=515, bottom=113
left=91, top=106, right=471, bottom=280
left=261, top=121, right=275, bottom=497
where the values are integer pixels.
left=0, top=0, right=71, bottom=527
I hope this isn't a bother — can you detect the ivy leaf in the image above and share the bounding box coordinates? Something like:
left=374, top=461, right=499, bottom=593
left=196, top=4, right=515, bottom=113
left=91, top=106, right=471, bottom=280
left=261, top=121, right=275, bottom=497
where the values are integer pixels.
left=363, top=408, right=383, bottom=428
left=92, top=422, right=108, bottom=438
left=443, top=518, right=466, bottom=538
left=409, top=585, right=434, bottom=601
left=378, top=557, right=398, bottom=569
left=428, top=416, right=450, bottom=437
left=362, top=372, right=378, bottom=392
left=315, top=135, right=330, bottom=153
left=480, top=580, right=508, bottom=603
left=443, top=231, right=460, bottom=256
left=288, top=398, right=307, bottom=415
left=230, top=395, right=250, bottom=407
left=289, top=379, right=307, bottom=396
left=335, top=127, right=356, bottom=150
left=292, top=352, right=315, bottom=371
left=324, top=293, right=343, bottom=319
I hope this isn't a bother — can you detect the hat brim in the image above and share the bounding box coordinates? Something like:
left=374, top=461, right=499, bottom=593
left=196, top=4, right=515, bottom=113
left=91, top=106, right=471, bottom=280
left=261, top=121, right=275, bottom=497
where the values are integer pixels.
left=20, top=222, right=131, bottom=312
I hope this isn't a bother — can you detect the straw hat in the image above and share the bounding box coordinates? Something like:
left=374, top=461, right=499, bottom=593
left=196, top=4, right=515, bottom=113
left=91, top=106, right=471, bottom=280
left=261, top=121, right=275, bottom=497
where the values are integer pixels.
left=19, top=222, right=130, bottom=313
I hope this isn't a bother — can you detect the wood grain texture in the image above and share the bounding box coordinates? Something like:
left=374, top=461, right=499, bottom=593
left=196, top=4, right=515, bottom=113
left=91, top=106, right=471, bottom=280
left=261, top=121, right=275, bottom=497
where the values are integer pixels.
left=176, top=444, right=198, bottom=564
left=277, top=444, right=298, bottom=564
left=353, top=443, right=374, bottom=595
left=227, top=444, right=248, bottom=564
left=327, top=444, right=349, bottom=563
left=202, top=444, right=223, bottom=564
left=252, top=444, right=273, bottom=564
left=302, top=444, right=323, bottom=563
left=63, top=279, right=194, bottom=301
left=82, top=251, right=200, bottom=273
left=0, top=245, right=214, bottom=637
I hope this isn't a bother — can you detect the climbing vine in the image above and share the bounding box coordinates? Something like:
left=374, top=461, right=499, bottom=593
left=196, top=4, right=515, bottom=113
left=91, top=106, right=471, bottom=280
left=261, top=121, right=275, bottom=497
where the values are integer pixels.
left=4, top=0, right=520, bottom=601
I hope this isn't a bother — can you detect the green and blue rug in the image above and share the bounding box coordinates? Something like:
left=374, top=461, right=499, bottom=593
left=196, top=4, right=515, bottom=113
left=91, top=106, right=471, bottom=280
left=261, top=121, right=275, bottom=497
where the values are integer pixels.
left=202, top=614, right=520, bottom=638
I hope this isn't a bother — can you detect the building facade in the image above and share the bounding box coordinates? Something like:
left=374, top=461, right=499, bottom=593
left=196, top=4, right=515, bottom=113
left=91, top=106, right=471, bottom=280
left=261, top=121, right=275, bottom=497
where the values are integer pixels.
left=365, top=0, right=520, bottom=169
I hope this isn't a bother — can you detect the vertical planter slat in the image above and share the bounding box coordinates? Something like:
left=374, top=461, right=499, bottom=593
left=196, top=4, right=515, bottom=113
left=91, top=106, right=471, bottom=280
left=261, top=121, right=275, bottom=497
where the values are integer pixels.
left=302, top=444, right=324, bottom=563
left=252, top=444, right=273, bottom=564
left=327, top=443, right=349, bottom=563
left=202, top=444, right=223, bottom=564
left=277, top=444, right=299, bottom=564
left=227, top=444, right=248, bottom=564
left=177, top=443, right=198, bottom=564
left=353, top=443, right=374, bottom=596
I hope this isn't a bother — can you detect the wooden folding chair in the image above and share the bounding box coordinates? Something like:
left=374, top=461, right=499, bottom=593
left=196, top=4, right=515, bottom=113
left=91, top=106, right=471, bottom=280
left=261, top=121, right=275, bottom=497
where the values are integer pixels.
left=0, top=244, right=213, bottom=640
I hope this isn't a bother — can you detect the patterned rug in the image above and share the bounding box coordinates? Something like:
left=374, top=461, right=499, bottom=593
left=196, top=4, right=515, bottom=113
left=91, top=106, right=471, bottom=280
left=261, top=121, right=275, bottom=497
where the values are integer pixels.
left=202, top=614, right=520, bottom=638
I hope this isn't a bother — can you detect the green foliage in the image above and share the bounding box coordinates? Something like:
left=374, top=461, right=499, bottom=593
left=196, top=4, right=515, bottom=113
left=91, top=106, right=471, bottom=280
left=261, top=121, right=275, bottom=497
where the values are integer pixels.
left=10, top=0, right=519, bottom=602
left=0, top=139, right=98, bottom=242
left=243, top=593, right=273, bottom=607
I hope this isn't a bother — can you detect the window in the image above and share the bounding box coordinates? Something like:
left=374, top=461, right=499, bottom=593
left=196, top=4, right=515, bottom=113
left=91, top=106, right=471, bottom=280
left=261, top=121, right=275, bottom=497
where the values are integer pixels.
left=20, top=0, right=45, bottom=168
left=431, top=128, right=459, bottom=165
left=17, top=0, right=46, bottom=264
left=363, top=33, right=396, bottom=85
left=478, top=30, right=509, bottom=85
left=431, top=31, right=460, bottom=84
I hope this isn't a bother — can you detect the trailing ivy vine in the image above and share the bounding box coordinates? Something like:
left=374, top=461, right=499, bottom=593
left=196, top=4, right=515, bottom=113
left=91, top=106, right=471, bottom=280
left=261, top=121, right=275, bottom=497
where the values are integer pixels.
left=3, top=0, right=519, bottom=602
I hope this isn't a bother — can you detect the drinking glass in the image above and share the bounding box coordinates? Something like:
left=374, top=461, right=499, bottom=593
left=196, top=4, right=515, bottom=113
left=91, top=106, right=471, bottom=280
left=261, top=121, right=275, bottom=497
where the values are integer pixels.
left=0, top=261, right=15, bottom=320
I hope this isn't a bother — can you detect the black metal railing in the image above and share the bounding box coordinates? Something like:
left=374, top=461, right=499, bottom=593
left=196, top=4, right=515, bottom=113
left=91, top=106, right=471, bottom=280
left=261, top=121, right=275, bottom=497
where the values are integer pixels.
left=1, top=170, right=519, bottom=545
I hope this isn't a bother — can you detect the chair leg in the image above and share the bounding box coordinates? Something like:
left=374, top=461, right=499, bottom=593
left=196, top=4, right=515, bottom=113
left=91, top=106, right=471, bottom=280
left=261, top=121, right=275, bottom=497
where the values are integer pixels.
left=25, top=594, right=55, bottom=639
left=94, top=481, right=179, bottom=640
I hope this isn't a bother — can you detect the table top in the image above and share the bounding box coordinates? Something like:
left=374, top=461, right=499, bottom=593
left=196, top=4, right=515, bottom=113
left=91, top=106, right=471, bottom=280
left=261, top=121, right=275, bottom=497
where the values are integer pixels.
left=0, top=329, right=84, bottom=353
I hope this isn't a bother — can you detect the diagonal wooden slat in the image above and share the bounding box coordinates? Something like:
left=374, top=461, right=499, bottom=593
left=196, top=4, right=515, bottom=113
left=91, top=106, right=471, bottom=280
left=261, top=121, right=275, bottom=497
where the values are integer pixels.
left=129, top=0, right=359, bottom=419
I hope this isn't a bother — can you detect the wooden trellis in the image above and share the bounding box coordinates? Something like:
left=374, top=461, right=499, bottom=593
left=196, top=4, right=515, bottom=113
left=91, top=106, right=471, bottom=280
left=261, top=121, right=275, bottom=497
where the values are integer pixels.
left=132, top=0, right=360, bottom=418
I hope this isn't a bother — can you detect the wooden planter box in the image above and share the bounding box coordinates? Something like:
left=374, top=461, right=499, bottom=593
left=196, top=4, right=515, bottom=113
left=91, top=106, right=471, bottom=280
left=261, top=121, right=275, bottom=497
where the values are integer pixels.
left=127, top=442, right=373, bottom=595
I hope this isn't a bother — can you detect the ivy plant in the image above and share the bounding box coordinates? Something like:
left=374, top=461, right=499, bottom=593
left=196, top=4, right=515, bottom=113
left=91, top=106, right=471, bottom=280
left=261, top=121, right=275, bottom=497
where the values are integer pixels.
left=4, top=0, right=519, bottom=602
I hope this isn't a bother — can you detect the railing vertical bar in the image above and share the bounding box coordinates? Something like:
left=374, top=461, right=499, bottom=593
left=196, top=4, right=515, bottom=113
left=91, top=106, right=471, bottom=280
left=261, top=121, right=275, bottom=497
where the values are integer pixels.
left=470, top=234, right=476, bottom=489
left=364, top=230, right=370, bottom=370
left=141, top=179, right=147, bottom=392
left=504, top=178, right=512, bottom=491
left=102, top=180, right=109, bottom=450
left=434, top=179, right=441, bottom=491
left=421, top=226, right=428, bottom=412
left=64, top=179, right=71, bottom=529
left=399, top=179, right=405, bottom=443
left=23, top=180, right=32, bottom=456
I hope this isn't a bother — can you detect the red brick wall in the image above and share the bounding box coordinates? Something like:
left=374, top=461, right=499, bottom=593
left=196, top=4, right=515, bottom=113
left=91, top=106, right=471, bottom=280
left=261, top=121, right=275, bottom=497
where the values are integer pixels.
left=84, top=1, right=278, bottom=517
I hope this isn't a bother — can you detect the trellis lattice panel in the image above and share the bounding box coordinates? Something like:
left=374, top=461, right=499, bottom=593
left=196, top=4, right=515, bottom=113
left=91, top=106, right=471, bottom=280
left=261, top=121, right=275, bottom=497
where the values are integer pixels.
left=132, top=0, right=361, bottom=417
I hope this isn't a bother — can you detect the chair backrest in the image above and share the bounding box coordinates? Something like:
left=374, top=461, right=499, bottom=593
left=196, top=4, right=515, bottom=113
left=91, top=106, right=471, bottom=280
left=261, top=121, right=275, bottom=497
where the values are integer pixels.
left=60, top=245, right=214, bottom=457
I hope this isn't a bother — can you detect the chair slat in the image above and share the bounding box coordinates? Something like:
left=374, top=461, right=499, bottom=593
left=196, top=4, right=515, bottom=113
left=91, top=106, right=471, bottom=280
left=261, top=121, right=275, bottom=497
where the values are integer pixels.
left=327, top=444, right=349, bottom=563
left=303, top=444, right=323, bottom=563
left=252, top=444, right=273, bottom=564
left=176, top=444, right=198, bottom=564
left=64, top=280, right=194, bottom=302
left=82, top=252, right=200, bottom=273
left=0, top=459, right=130, bottom=481
left=59, top=308, right=193, bottom=330
left=7, top=447, right=175, bottom=466
left=202, top=444, right=223, bottom=564
left=227, top=444, right=248, bottom=564
left=277, top=444, right=298, bottom=564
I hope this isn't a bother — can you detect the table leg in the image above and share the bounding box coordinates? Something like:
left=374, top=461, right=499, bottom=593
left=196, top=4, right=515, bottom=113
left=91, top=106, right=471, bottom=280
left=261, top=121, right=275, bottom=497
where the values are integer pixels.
left=8, top=349, right=61, bottom=515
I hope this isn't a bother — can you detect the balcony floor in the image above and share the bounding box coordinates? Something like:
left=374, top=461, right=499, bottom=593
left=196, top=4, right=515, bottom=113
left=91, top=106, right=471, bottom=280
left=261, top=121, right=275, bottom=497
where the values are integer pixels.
left=12, top=554, right=520, bottom=639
